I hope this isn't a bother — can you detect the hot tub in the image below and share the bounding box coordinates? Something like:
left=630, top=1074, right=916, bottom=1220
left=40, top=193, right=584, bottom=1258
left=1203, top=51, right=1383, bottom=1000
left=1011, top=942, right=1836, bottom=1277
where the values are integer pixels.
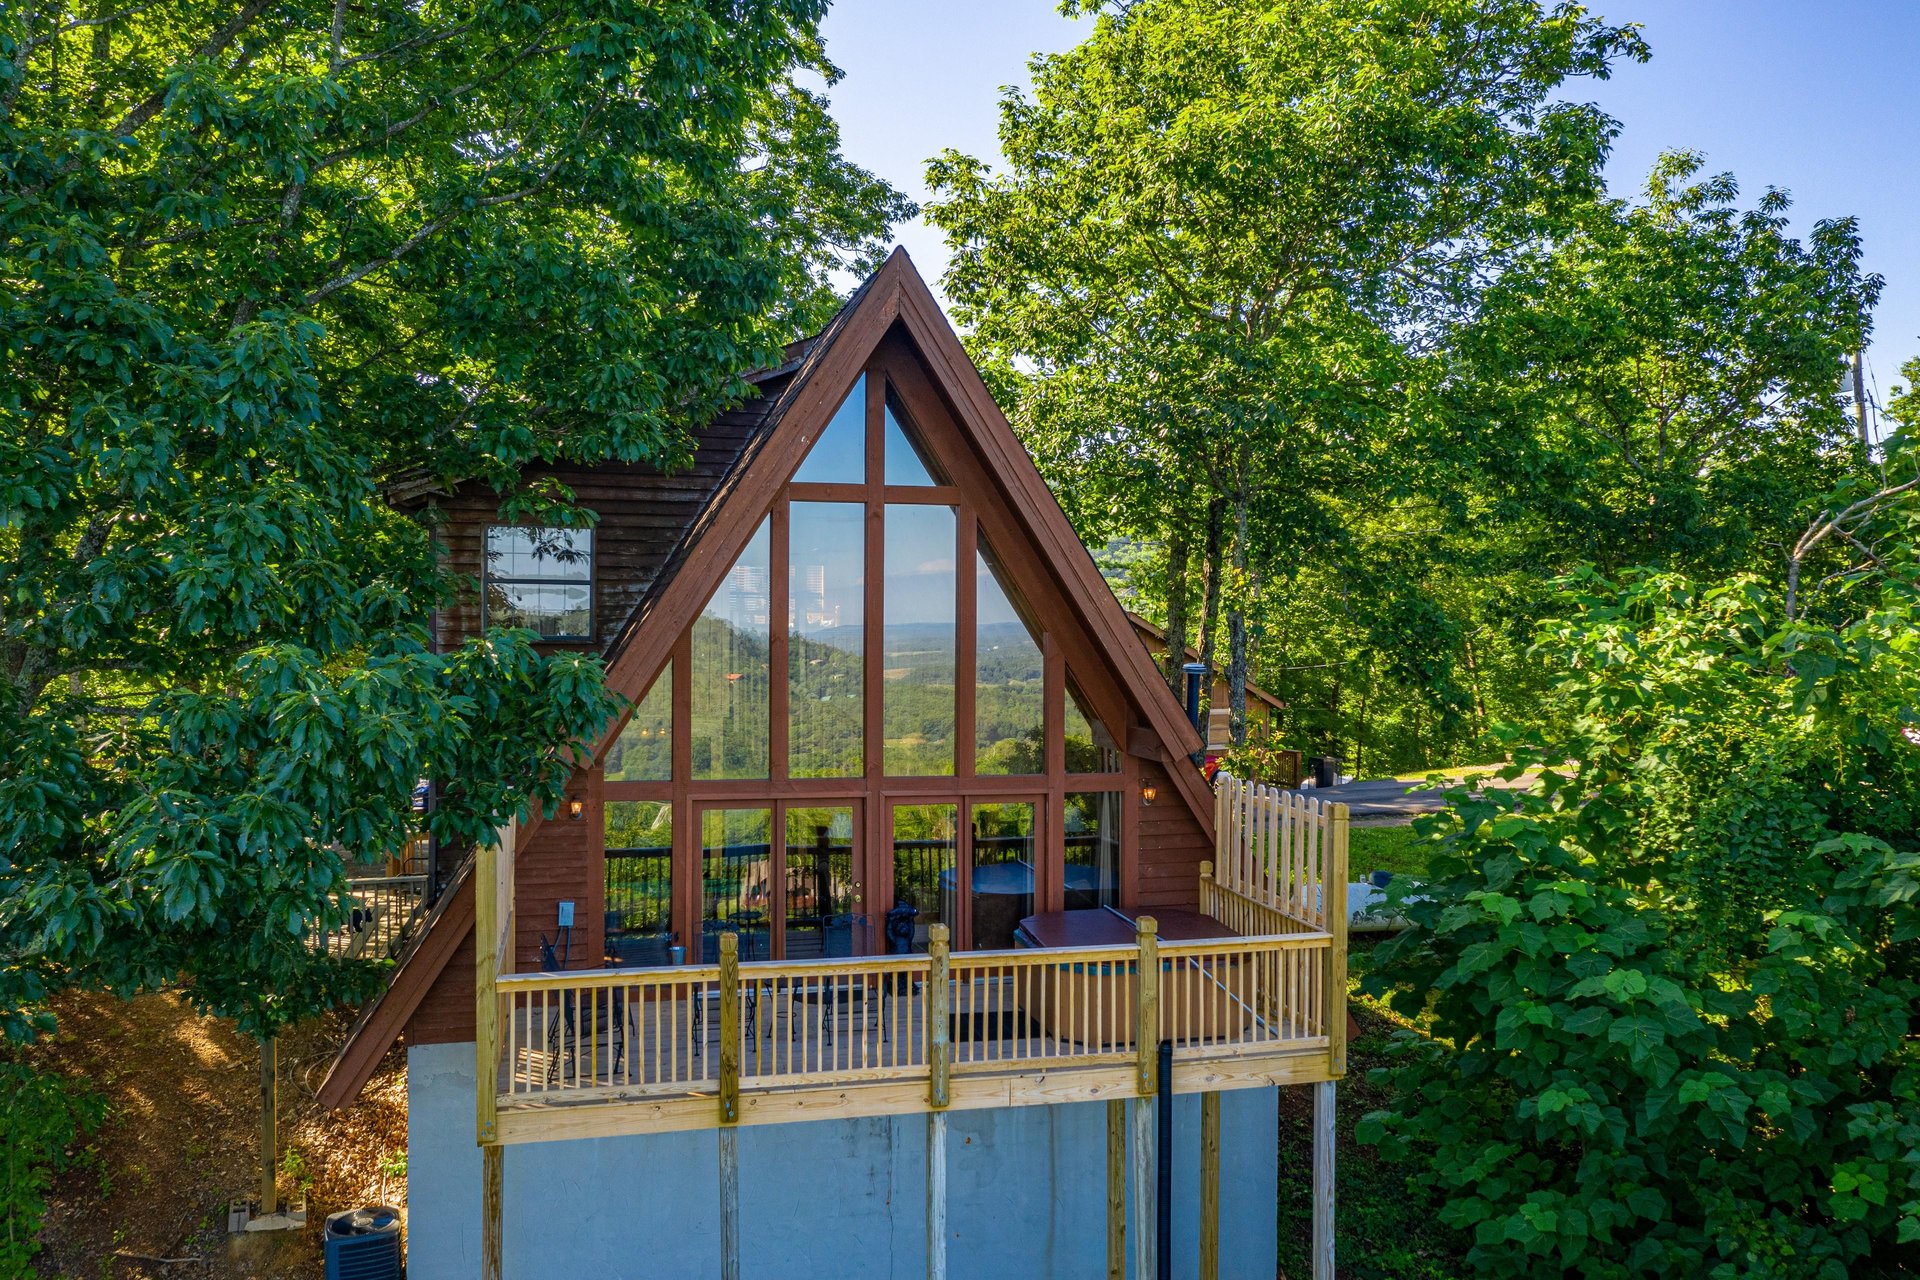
left=1013, top=907, right=1251, bottom=1046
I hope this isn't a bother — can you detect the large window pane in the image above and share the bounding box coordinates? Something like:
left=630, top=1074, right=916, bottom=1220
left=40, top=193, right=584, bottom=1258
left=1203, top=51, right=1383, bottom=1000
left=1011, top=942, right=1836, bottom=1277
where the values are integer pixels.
left=701, top=808, right=772, bottom=962
left=975, top=544, right=1043, bottom=775
left=1064, top=792, right=1122, bottom=911
left=891, top=803, right=956, bottom=953
left=793, top=374, right=866, bottom=484
left=969, top=802, right=1034, bottom=951
left=605, top=663, right=672, bottom=782
left=884, top=395, right=945, bottom=485
left=691, top=519, right=771, bottom=779
left=605, top=802, right=673, bottom=966
left=882, top=504, right=956, bottom=775
left=784, top=806, right=856, bottom=959
left=1066, top=678, right=1122, bottom=774
left=789, top=503, right=864, bottom=777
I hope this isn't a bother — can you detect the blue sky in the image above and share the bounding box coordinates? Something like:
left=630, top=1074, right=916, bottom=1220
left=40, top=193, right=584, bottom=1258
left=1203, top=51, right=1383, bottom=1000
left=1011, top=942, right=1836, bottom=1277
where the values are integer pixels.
left=817, top=0, right=1920, bottom=426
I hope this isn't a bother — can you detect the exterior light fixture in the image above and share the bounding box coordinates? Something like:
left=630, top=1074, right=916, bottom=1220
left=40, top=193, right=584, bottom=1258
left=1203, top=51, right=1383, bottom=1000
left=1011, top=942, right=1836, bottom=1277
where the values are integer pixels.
left=1141, top=783, right=1157, bottom=806
left=567, top=798, right=586, bottom=822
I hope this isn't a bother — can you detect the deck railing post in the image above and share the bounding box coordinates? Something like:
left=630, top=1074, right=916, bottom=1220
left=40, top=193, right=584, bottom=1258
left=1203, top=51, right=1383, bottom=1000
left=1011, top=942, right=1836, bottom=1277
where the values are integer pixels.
left=475, top=831, right=500, bottom=1145
left=718, top=933, right=741, bottom=1124
left=1325, top=804, right=1349, bottom=1074
left=927, top=923, right=952, bottom=1280
left=1198, top=859, right=1215, bottom=919
left=1135, top=916, right=1159, bottom=1093
left=927, top=923, right=951, bottom=1110
left=1132, top=916, right=1160, bottom=1280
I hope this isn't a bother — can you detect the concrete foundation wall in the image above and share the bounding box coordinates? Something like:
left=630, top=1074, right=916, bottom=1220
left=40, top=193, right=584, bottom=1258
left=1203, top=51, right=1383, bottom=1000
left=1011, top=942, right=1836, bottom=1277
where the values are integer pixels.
left=407, top=1041, right=1280, bottom=1279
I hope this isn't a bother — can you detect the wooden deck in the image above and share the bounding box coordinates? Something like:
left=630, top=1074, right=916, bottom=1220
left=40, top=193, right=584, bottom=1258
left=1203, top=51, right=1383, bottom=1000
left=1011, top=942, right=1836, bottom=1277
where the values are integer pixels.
left=487, top=918, right=1335, bottom=1139
left=473, top=780, right=1351, bottom=1144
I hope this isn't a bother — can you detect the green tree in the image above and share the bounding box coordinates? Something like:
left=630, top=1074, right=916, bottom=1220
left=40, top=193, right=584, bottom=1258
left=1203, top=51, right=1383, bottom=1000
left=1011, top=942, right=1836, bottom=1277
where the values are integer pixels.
left=1, top=0, right=907, bottom=1039
left=1449, top=153, right=1880, bottom=580
left=1359, top=493, right=1920, bottom=1277
left=926, top=0, right=1646, bottom=745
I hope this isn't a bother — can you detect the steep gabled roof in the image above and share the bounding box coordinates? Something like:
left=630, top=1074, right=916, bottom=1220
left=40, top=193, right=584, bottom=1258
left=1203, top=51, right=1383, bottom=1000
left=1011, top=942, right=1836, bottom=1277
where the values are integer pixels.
left=317, top=249, right=1210, bottom=1109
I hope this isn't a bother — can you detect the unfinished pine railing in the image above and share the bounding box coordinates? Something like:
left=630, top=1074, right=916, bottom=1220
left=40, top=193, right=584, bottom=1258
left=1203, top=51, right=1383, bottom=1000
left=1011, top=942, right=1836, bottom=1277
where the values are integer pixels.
left=1207, top=771, right=1349, bottom=1077
left=484, top=925, right=1334, bottom=1138
left=472, top=781, right=1349, bottom=1143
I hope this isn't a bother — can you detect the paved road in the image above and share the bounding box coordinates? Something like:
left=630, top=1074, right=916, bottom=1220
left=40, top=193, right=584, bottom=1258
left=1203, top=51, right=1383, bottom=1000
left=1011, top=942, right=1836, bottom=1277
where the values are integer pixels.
left=1317, top=771, right=1532, bottom=822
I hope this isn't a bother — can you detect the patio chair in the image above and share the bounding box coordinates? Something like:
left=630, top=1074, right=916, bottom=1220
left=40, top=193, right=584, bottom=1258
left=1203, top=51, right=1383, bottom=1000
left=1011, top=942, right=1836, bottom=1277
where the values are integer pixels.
left=538, top=935, right=575, bottom=1086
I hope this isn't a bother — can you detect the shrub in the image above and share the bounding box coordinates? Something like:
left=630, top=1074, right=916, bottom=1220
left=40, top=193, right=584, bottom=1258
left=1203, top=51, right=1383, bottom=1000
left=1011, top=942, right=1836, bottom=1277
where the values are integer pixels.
left=1358, top=571, right=1920, bottom=1278
left=0, top=1062, right=106, bottom=1273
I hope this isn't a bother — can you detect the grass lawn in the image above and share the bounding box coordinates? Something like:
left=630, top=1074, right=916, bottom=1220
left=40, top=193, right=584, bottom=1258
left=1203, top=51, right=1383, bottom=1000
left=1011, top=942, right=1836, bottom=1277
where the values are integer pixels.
left=1276, top=938, right=1467, bottom=1278
left=1347, top=823, right=1440, bottom=879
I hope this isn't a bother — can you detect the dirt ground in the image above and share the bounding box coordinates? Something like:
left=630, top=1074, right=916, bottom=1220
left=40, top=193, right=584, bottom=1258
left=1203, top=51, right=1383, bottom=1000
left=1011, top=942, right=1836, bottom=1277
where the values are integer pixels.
left=27, top=992, right=407, bottom=1280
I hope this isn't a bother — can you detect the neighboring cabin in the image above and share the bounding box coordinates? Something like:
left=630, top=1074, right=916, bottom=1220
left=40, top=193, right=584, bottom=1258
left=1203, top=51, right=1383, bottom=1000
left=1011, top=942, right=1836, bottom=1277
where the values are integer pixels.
left=318, top=251, right=1348, bottom=1280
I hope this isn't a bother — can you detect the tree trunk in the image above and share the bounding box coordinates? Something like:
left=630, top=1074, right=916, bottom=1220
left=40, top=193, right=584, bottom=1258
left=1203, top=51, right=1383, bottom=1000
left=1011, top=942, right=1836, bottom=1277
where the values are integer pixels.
left=1162, top=517, right=1190, bottom=693
left=1462, top=631, right=1488, bottom=744
left=1226, top=488, right=1250, bottom=747
left=1196, top=495, right=1225, bottom=716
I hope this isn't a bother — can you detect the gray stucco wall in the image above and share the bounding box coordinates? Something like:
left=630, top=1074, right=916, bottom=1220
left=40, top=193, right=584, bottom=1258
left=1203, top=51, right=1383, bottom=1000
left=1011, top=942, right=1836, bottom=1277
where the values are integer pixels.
left=407, top=1041, right=1280, bottom=1279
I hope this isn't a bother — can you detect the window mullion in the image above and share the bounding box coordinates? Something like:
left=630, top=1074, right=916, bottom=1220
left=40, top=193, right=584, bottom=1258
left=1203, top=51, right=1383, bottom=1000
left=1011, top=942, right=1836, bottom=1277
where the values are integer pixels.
left=956, top=510, right=977, bottom=781
left=771, top=501, right=790, bottom=785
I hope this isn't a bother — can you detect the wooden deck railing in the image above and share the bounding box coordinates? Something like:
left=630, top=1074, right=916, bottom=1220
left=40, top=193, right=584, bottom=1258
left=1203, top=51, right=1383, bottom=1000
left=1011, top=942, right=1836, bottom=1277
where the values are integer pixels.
left=471, top=778, right=1346, bottom=1144
left=1210, top=771, right=1348, bottom=1075
left=483, top=917, right=1334, bottom=1140
left=310, top=874, right=428, bottom=960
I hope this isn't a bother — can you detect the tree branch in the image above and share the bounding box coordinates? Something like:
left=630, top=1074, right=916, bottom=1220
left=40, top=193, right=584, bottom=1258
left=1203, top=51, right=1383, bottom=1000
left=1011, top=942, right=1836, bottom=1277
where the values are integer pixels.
left=108, top=0, right=277, bottom=138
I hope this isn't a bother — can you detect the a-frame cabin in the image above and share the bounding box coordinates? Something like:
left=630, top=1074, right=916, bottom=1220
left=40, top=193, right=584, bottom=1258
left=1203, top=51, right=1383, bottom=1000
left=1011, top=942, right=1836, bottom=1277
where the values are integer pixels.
left=319, top=250, right=1349, bottom=1280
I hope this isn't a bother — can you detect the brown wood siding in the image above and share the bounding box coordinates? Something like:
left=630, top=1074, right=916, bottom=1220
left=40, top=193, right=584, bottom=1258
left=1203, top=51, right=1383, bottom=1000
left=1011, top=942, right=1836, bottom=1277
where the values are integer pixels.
left=430, top=395, right=782, bottom=656
left=407, top=930, right=476, bottom=1045
left=1135, top=759, right=1212, bottom=911
left=510, top=798, right=603, bottom=975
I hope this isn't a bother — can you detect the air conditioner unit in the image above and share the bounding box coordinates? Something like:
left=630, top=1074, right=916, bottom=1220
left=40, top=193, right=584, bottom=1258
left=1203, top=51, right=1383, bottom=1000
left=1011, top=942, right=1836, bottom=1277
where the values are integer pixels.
left=323, top=1205, right=402, bottom=1280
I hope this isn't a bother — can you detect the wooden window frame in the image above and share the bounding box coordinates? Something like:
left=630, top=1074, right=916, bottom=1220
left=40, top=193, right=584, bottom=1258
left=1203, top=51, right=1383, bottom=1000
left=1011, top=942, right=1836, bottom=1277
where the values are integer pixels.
left=480, top=524, right=595, bottom=642
left=598, top=345, right=1150, bottom=956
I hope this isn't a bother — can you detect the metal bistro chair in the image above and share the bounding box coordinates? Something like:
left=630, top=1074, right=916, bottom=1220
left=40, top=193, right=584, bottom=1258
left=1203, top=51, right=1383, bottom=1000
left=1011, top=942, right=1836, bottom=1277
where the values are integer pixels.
left=691, top=920, right=763, bottom=1061
left=789, top=912, right=877, bottom=1048
left=538, top=935, right=576, bottom=1087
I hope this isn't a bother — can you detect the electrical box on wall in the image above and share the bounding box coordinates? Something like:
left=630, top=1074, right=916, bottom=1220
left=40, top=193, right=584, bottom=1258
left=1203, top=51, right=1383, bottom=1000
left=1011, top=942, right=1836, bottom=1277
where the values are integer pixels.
left=557, top=901, right=575, bottom=928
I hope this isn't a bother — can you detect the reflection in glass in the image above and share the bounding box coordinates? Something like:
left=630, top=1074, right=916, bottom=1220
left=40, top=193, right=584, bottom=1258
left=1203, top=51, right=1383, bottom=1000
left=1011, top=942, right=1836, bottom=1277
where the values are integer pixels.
left=604, top=801, right=673, bottom=966
left=891, top=803, right=956, bottom=952
left=882, top=505, right=957, bottom=775
left=691, top=519, right=771, bottom=779
left=1066, top=678, right=1122, bottom=774
left=789, top=503, right=864, bottom=777
left=884, top=395, right=945, bottom=485
left=784, top=806, right=856, bottom=959
left=968, top=802, right=1035, bottom=951
left=701, top=807, right=772, bottom=961
left=975, top=543, right=1043, bottom=775
left=605, top=663, right=672, bottom=782
left=1064, top=792, right=1122, bottom=911
left=484, top=526, right=593, bottom=638
left=793, top=374, right=866, bottom=484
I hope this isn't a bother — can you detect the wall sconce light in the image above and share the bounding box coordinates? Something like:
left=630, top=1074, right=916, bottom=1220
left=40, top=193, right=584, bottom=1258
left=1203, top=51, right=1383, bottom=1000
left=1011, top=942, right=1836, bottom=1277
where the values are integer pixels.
left=567, top=798, right=586, bottom=822
left=1140, top=783, right=1157, bottom=806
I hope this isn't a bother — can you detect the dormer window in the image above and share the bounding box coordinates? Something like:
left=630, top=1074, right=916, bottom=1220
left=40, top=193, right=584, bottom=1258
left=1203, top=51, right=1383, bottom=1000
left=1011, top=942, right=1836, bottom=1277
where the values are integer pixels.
left=483, top=526, right=593, bottom=640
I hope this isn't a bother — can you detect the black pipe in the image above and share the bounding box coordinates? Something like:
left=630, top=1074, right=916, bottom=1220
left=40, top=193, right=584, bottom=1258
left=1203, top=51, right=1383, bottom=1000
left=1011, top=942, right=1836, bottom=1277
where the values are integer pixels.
left=1181, top=662, right=1208, bottom=730
left=1157, top=1038, right=1173, bottom=1280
